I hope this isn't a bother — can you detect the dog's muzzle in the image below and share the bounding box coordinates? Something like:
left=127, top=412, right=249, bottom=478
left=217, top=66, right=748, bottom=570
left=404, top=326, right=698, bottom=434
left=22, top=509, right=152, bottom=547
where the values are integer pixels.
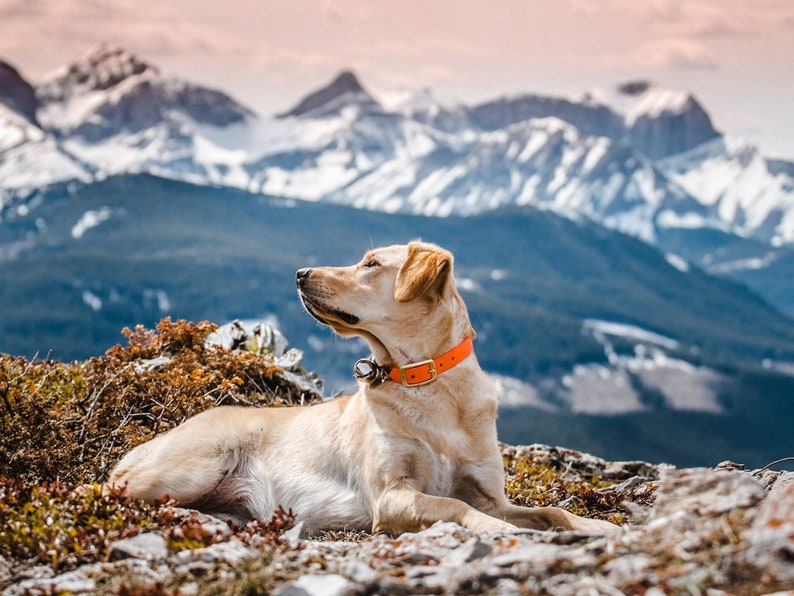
left=296, top=268, right=360, bottom=326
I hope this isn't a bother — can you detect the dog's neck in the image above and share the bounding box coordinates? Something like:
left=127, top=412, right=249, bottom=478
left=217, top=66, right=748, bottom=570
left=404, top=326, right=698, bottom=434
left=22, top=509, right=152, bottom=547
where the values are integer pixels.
left=357, top=293, right=477, bottom=388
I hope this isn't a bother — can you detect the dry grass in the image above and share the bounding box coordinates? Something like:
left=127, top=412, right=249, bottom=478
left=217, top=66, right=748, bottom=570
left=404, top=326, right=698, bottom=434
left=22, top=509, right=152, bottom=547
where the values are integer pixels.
left=0, top=318, right=320, bottom=486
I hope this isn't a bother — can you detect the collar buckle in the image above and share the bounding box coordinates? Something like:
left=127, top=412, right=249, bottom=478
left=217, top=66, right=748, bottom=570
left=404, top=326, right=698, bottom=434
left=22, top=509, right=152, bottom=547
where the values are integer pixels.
left=398, top=359, right=437, bottom=387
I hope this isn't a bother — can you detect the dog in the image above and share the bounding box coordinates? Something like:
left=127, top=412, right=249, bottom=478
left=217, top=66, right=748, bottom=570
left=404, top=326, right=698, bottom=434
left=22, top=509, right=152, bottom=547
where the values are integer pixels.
left=108, top=241, right=616, bottom=534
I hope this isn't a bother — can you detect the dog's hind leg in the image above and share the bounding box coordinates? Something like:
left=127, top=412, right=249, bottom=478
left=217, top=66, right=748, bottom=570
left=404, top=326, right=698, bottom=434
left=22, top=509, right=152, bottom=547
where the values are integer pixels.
left=108, top=412, right=253, bottom=508
left=108, top=434, right=225, bottom=505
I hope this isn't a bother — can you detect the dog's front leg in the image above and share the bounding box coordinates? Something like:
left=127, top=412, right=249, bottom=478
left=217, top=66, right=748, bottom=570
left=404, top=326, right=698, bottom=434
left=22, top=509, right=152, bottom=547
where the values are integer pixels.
left=500, top=504, right=618, bottom=532
left=373, top=487, right=517, bottom=534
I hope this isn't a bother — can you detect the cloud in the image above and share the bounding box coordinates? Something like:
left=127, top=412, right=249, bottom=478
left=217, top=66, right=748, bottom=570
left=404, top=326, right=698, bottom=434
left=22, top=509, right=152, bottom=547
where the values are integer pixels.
left=0, top=0, right=247, bottom=71
left=320, top=0, right=372, bottom=23
left=572, top=0, right=794, bottom=37
left=635, top=38, right=718, bottom=70
left=568, top=0, right=791, bottom=72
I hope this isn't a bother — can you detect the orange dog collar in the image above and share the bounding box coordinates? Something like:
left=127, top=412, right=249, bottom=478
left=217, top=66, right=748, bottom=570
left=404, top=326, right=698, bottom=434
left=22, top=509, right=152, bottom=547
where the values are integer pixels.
left=387, top=336, right=474, bottom=387
left=354, top=336, right=474, bottom=388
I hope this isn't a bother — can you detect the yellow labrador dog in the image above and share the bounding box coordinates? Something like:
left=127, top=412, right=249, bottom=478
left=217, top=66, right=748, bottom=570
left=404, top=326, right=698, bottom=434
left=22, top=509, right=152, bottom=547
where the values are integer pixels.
left=109, top=241, right=615, bottom=534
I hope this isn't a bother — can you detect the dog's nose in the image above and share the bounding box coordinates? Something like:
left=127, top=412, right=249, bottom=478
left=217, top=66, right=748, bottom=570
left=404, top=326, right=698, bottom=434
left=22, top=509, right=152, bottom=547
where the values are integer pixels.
left=296, top=268, right=312, bottom=285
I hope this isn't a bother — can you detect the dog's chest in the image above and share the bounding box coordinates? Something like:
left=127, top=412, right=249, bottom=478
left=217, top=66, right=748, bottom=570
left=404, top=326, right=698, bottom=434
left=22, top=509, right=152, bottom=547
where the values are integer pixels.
left=422, top=449, right=456, bottom=497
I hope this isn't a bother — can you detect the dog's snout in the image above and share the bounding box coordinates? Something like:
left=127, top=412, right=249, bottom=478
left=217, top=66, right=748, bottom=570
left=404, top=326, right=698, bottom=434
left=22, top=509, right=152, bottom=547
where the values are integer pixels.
left=296, top=268, right=312, bottom=285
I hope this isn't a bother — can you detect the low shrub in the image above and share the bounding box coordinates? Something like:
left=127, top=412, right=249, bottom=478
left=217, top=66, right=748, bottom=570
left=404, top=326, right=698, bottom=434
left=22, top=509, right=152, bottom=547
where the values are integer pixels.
left=0, top=318, right=320, bottom=486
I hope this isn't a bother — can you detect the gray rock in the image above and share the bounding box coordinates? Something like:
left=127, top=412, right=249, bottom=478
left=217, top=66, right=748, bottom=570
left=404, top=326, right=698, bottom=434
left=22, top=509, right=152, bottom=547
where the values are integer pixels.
left=164, top=507, right=233, bottom=539
left=488, top=542, right=562, bottom=572
left=205, top=320, right=324, bottom=401
left=274, top=574, right=357, bottom=596
left=344, top=560, right=378, bottom=585
left=4, top=566, right=99, bottom=596
left=750, top=467, right=794, bottom=496
left=273, top=347, right=304, bottom=371
left=108, top=532, right=168, bottom=561
left=444, top=537, right=491, bottom=566
left=206, top=320, right=249, bottom=351
left=253, top=323, right=290, bottom=357
left=282, top=520, right=306, bottom=545
left=650, top=468, right=765, bottom=519
left=172, top=538, right=257, bottom=567
left=405, top=564, right=454, bottom=591
left=742, top=481, right=794, bottom=582
left=493, top=578, right=522, bottom=596
left=133, top=356, right=172, bottom=372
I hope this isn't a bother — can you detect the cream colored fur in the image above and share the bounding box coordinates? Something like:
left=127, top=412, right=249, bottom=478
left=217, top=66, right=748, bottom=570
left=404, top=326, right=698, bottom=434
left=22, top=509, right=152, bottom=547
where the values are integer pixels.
left=109, top=241, right=616, bottom=534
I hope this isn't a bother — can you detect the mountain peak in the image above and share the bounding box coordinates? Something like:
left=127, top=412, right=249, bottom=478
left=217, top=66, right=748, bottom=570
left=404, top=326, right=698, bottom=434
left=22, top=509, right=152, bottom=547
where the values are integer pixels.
left=279, top=70, right=382, bottom=118
left=0, top=60, right=38, bottom=124
left=38, top=44, right=158, bottom=103
left=584, top=81, right=695, bottom=122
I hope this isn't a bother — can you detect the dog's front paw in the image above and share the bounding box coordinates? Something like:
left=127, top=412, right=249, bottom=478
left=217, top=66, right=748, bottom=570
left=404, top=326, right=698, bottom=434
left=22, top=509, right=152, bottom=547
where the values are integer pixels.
left=463, top=511, right=518, bottom=533
left=569, top=516, right=619, bottom=533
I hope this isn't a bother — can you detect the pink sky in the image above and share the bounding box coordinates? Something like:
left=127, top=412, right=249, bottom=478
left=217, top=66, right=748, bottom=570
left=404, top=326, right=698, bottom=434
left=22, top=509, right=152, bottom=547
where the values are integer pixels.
left=1, top=0, right=793, bottom=156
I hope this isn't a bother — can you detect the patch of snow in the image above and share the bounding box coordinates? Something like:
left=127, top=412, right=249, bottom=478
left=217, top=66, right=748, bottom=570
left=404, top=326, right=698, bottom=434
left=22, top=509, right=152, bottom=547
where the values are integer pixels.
left=143, top=289, right=171, bottom=312
left=491, top=374, right=557, bottom=411
left=583, top=319, right=679, bottom=351
left=656, top=210, right=714, bottom=230
left=659, top=137, right=794, bottom=245
left=706, top=252, right=778, bottom=274
left=456, top=278, right=481, bottom=292
left=762, top=360, right=794, bottom=376
left=572, top=321, right=725, bottom=414
left=82, top=290, right=102, bottom=311
left=0, top=134, right=91, bottom=191
left=72, top=207, right=112, bottom=239
left=583, top=83, right=692, bottom=125
left=665, top=253, right=690, bottom=272
left=561, top=364, right=645, bottom=414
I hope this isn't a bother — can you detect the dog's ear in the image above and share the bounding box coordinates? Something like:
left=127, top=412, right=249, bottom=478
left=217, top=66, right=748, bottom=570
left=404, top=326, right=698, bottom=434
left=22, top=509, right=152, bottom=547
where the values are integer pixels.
left=394, top=243, right=453, bottom=303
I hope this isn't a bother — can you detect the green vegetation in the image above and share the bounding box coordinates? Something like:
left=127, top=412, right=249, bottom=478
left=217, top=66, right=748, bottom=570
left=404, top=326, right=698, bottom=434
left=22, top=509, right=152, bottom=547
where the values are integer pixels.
left=502, top=450, right=655, bottom=526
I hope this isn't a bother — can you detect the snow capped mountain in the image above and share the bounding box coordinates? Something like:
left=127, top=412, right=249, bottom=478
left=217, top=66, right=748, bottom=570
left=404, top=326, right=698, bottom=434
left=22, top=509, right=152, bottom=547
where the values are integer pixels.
left=581, top=81, right=721, bottom=160
left=331, top=116, right=717, bottom=243
left=381, top=87, right=474, bottom=136
left=0, top=104, right=90, bottom=208
left=38, top=44, right=253, bottom=136
left=32, top=44, right=256, bottom=182
left=0, top=60, right=38, bottom=125
left=0, top=47, right=792, bottom=255
left=278, top=70, right=383, bottom=119
left=659, top=137, right=794, bottom=246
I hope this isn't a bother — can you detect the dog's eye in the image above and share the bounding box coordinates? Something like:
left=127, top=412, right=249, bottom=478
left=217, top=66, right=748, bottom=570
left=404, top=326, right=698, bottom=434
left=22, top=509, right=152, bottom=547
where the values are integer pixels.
left=364, top=259, right=380, bottom=268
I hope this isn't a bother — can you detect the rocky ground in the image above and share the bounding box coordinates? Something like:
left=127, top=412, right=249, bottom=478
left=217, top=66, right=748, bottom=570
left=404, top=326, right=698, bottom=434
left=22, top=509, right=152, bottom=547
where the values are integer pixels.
left=2, top=320, right=793, bottom=595
left=2, top=445, right=792, bottom=595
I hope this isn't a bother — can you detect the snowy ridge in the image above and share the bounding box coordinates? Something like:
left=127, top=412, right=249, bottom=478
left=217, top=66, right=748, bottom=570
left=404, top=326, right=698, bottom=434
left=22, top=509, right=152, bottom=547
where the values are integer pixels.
left=0, top=47, right=792, bottom=250
left=659, top=138, right=794, bottom=246
left=582, top=81, right=693, bottom=125
left=493, top=319, right=725, bottom=415
left=0, top=104, right=91, bottom=206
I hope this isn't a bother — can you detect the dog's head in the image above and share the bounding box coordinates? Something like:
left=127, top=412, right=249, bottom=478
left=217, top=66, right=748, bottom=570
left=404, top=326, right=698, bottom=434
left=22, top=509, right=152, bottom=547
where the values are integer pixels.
left=296, top=241, right=473, bottom=365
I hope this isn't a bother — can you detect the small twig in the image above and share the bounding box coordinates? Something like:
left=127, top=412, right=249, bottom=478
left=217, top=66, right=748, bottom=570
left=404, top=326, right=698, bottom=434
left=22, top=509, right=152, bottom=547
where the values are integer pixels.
left=760, top=457, right=794, bottom=471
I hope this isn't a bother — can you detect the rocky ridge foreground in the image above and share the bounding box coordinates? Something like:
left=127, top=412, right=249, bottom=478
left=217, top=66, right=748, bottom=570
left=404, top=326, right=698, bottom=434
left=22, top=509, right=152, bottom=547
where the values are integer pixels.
left=3, top=446, right=792, bottom=596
